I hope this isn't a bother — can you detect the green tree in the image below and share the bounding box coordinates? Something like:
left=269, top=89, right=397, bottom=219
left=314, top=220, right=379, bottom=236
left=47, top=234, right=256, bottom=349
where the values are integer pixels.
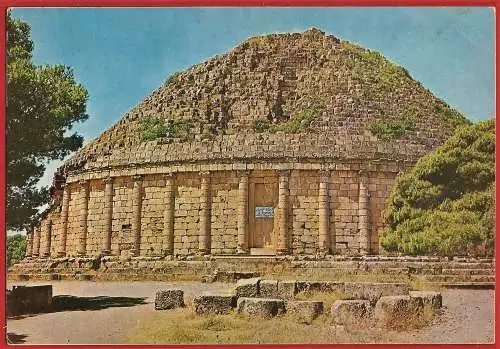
left=381, top=119, right=495, bottom=256
left=6, top=12, right=89, bottom=231
left=7, top=235, right=27, bottom=267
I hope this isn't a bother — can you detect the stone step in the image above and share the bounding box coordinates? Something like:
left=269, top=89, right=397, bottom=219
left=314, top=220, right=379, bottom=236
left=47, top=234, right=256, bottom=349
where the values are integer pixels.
left=412, top=274, right=495, bottom=283
left=439, top=282, right=495, bottom=290
left=441, top=268, right=495, bottom=276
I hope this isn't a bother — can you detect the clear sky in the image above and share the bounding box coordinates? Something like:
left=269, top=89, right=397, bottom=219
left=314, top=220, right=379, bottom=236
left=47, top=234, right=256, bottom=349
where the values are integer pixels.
left=11, top=7, right=496, bottom=189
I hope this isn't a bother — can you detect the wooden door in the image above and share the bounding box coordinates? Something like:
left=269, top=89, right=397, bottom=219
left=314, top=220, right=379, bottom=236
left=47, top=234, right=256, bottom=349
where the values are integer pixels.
left=250, top=182, right=277, bottom=249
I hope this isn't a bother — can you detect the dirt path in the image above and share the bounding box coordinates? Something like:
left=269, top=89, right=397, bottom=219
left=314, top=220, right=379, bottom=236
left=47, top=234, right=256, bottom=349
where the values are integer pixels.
left=387, top=289, right=495, bottom=344
left=6, top=281, right=494, bottom=344
left=7, top=281, right=232, bottom=344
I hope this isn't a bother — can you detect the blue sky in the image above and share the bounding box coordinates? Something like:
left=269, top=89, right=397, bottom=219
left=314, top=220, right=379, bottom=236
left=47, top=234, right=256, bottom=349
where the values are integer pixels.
left=11, top=7, right=496, bottom=188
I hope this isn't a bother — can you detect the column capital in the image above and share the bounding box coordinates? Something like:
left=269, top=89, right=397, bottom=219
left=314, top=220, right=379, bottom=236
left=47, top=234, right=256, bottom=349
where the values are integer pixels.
left=132, top=174, right=144, bottom=182
left=104, top=176, right=114, bottom=184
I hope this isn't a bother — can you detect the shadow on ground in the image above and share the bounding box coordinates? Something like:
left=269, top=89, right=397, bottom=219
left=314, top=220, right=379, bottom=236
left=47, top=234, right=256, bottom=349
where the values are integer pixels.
left=7, top=332, right=28, bottom=344
left=8, top=295, right=148, bottom=319
left=53, top=295, right=148, bottom=311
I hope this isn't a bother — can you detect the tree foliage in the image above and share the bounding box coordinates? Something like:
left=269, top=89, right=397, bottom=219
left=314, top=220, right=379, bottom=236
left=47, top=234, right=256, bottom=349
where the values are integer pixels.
left=381, top=119, right=495, bottom=256
left=7, top=235, right=27, bottom=267
left=6, top=12, right=89, bottom=231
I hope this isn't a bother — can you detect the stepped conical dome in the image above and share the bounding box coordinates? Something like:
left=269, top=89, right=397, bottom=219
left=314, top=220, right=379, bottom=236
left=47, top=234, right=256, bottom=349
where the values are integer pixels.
left=61, top=28, right=467, bottom=174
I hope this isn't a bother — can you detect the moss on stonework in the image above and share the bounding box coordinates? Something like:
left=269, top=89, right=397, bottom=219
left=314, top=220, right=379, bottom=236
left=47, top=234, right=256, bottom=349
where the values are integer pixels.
left=369, top=118, right=416, bottom=140
left=139, top=116, right=193, bottom=141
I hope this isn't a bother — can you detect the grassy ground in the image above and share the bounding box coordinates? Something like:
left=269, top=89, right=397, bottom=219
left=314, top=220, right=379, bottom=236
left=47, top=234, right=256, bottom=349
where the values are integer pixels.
left=127, top=292, right=438, bottom=344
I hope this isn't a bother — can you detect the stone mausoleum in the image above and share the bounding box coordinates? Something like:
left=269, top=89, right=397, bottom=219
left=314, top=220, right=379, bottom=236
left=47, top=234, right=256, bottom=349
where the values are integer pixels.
left=24, top=29, right=465, bottom=259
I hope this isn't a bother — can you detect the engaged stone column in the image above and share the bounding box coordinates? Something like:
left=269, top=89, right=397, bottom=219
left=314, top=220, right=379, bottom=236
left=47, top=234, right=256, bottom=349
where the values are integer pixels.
left=32, top=226, right=41, bottom=257
left=42, top=219, right=52, bottom=258
left=358, top=172, right=371, bottom=255
left=198, top=171, right=211, bottom=254
left=131, top=175, right=144, bottom=257
left=58, top=184, right=70, bottom=257
left=25, top=228, right=33, bottom=258
left=318, top=170, right=331, bottom=254
left=277, top=169, right=290, bottom=255
left=163, top=173, right=175, bottom=255
left=77, top=180, right=89, bottom=257
left=102, top=177, right=114, bottom=255
left=237, top=171, right=249, bottom=254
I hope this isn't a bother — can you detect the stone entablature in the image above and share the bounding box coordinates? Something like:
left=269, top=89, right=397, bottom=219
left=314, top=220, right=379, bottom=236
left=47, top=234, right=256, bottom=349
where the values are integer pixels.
left=27, top=164, right=399, bottom=259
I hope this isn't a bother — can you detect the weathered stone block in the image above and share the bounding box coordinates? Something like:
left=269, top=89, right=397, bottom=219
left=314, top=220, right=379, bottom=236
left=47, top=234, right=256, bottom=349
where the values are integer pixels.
left=259, top=279, right=278, bottom=298
left=236, top=297, right=285, bottom=319
left=374, top=295, right=423, bottom=328
left=344, top=282, right=410, bottom=303
left=286, top=300, right=324, bottom=324
left=277, top=280, right=297, bottom=299
left=409, top=291, right=442, bottom=309
left=234, top=277, right=260, bottom=297
left=331, top=300, right=372, bottom=325
left=7, top=285, right=53, bottom=316
left=155, top=289, right=184, bottom=310
left=193, top=292, right=236, bottom=315
left=296, top=280, right=345, bottom=293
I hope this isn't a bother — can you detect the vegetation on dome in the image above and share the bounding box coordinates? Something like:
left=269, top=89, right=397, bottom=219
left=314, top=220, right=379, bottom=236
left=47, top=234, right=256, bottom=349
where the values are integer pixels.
left=252, top=105, right=325, bottom=134
left=369, top=118, right=416, bottom=140
left=381, top=119, right=495, bottom=257
left=139, top=116, right=193, bottom=141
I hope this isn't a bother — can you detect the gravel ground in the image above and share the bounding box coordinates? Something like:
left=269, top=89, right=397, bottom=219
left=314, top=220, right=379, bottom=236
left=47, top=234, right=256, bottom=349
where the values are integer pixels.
left=6, top=281, right=495, bottom=344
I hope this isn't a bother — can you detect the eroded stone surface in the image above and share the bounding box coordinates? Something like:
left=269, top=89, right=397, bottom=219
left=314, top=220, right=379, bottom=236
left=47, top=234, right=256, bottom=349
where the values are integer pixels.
left=234, top=277, right=260, bottom=297
left=286, top=300, right=323, bottom=324
left=374, top=295, right=423, bottom=328
left=409, top=291, right=442, bottom=309
left=259, top=279, right=279, bottom=298
left=154, top=289, right=184, bottom=310
left=331, top=299, right=372, bottom=325
left=345, top=282, right=410, bottom=303
left=193, top=292, right=236, bottom=314
left=236, top=297, right=285, bottom=319
left=277, top=280, right=297, bottom=300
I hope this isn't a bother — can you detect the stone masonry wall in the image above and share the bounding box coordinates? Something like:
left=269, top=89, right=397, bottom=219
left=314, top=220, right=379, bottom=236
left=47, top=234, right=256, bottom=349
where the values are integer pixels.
left=210, top=172, right=239, bottom=255
left=173, top=173, right=201, bottom=255
left=31, top=168, right=399, bottom=258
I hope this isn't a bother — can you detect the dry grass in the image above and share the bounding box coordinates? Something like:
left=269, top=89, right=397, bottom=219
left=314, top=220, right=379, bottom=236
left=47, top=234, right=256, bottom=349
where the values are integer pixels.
left=294, top=290, right=353, bottom=310
left=127, top=296, right=439, bottom=344
left=127, top=307, right=343, bottom=344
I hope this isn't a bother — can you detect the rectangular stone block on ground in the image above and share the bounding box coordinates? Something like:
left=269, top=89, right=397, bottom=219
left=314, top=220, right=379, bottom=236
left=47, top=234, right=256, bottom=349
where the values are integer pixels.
left=344, top=282, right=410, bottom=303
left=193, top=292, right=236, bottom=315
left=277, top=280, right=297, bottom=299
left=234, top=277, right=261, bottom=297
left=237, top=297, right=285, bottom=319
left=331, top=299, right=372, bottom=326
left=286, top=300, right=324, bottom=324
left=155, top=289, right=184, bottom=310
left=409, top=291, right=442, bottom=309
left=374, top=295, right=424, bottom=329
left=259, top=279, right=278, bottom=298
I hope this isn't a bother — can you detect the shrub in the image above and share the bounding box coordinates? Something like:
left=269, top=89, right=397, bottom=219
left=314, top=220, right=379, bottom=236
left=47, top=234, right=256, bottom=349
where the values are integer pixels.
left=7, top=234, right=26, bottom=267
left=369, top=118, right=415, bottom=140
left=252, top=118, right=271, bottom=133
left=139, top=116, right=193, bottom=141
left=271, top=106, right=324, bottom=134
left=381, top=119, right=495, bottom=256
